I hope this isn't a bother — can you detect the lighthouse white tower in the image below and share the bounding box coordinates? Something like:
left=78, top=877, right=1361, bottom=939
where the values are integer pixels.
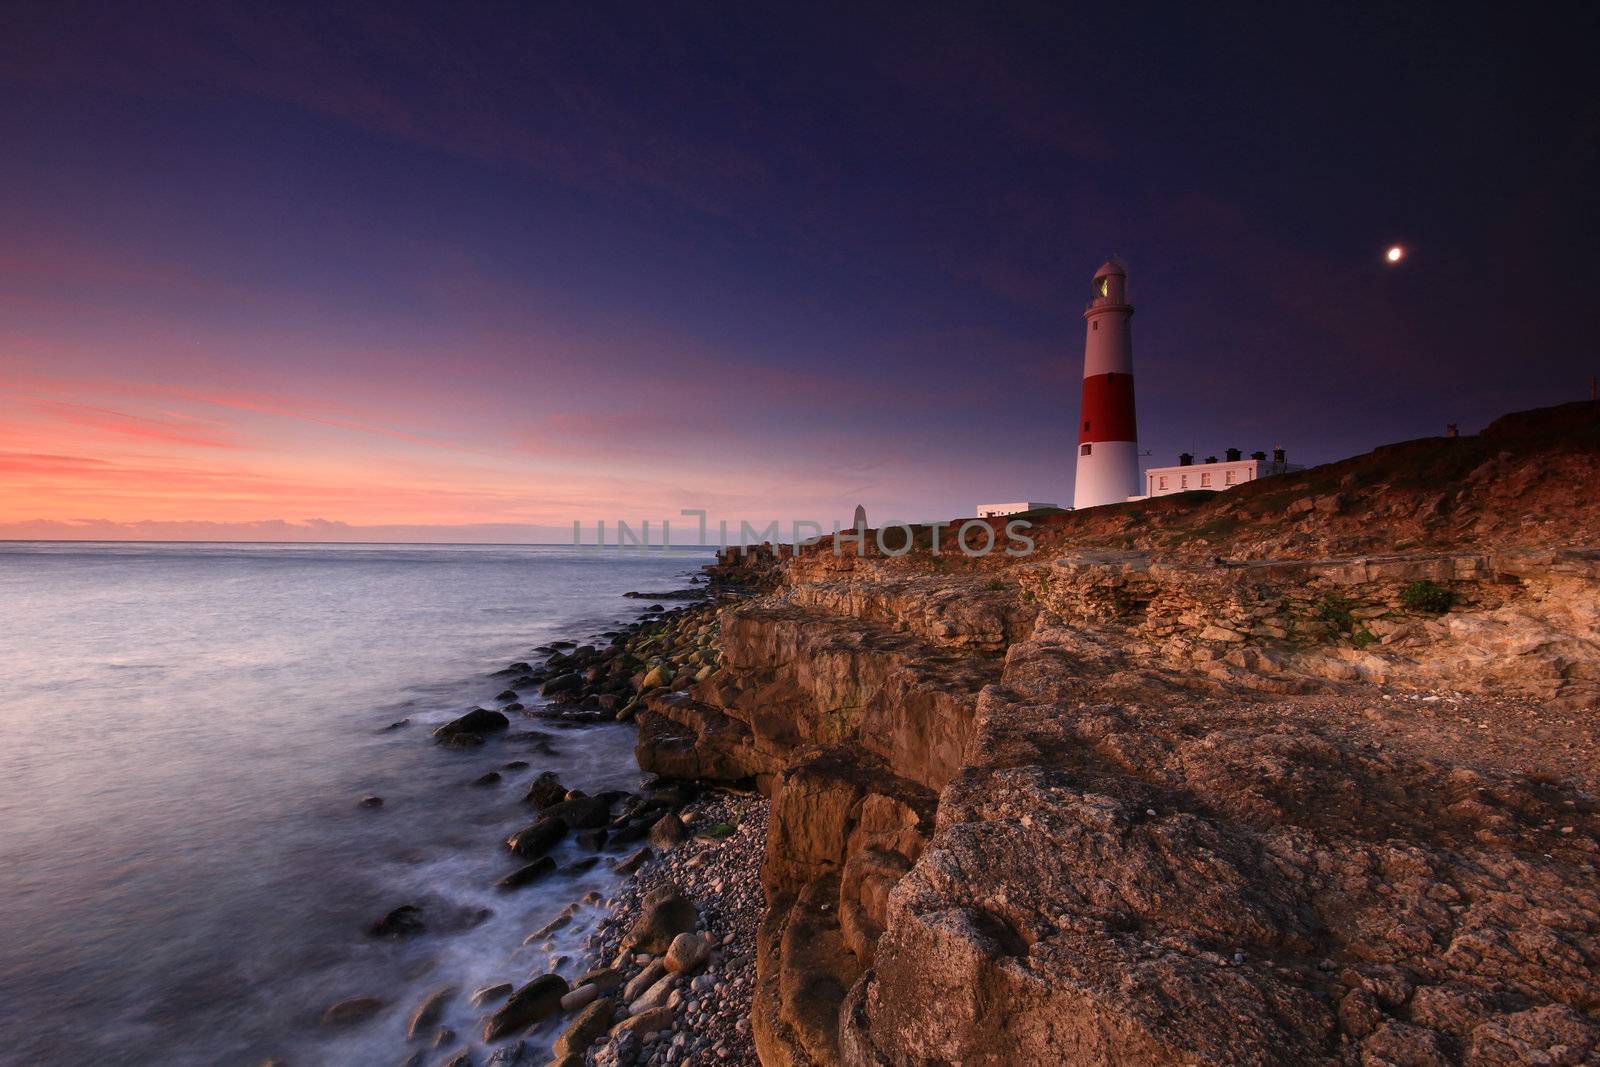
left=1073, top=259, right=1140, bottom=509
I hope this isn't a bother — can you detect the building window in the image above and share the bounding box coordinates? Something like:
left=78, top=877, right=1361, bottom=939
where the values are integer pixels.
left=1158, top=476, right=1168, bottom=490
left=1180, top=475, right=1188, bottom=489
left=1080, top=443, right=1092, bottom=456
left=1225, top=470, right=1237, bottom=485
left=1201, top=473, right=1212, bottom=487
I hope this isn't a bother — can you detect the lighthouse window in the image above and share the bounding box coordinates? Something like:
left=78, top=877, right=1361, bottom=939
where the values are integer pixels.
left=1092, top=320, right=1099, bottom=330
left=1080, top=443, right=1092, bottom=456
left=1096, top=277, right=1109, bottom=297
left=1083, top=420, right=1091, bottom=431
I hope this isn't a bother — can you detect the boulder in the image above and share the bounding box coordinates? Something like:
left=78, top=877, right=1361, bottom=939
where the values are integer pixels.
left=505, top=817, right=567, bottom=858
left=648, top=813, right=686, bottom=849
left=663, top=932, right=709, bottom=974
left=542, top=795, right=610, bottom=829
left=622, top=885, right=697, bottom=953
left=622, top=961, right=667, bottom=1004
left=558, top=982, right=598, bottom=1012
left=575, top=966, right=624, bottom=992
left=367, top=904, right=425, bottom=940
left=524, top=771, right=568, bottom=809
left=472, top=772, right=503, bottom=787
left=471, top=983, right=514, bottom=1007
left=483, top=974, right=569, bottom=1041
left=321, top=995, right=385, bottom=1027
left=612, top=846, right=652, bottom=874
left=611, top=1006, right=673, bottom=1039
left=406, top=987, right=455, bottom=1041
left=540, top=673, right=583, bottom=698
left=575, top=828, right=609, bottom=851
left=433, top=708, right=510, bottom=746
left=495, top=856, right=556, bottom=891
left=553, top=998, right=614, bottom=1058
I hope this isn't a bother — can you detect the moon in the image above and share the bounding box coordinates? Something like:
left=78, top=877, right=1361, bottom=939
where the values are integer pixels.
left=1386, top=245, right=1405, bottom=263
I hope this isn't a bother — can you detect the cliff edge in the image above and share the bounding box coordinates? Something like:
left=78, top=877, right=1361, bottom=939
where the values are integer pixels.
left=640, top=402, right=1600, bottom=1066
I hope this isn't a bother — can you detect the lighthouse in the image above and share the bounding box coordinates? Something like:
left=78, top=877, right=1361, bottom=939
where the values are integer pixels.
left=1073, top=259, right=1140, bottom=509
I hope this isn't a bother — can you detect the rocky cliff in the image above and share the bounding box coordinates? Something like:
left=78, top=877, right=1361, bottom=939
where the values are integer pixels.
left=638, top=402, right=1600, bottom=1066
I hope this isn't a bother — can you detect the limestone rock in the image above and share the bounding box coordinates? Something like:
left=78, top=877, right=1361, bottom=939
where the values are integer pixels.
left=483, top=974, right=569, bottom=1041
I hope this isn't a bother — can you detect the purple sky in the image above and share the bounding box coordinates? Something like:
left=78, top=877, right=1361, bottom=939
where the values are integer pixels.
left=2, top=3, right=1596, bottom=540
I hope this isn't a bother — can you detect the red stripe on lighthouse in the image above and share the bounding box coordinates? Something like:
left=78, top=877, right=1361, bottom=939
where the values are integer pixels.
left=1078, top=372, right=1137, bottom=443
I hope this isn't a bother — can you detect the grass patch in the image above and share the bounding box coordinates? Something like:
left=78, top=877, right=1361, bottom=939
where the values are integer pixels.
left=1400, top=580, right=1454, bottom=614
left=699, top=820, right=737, bottom=839
left=1316, top=595, right=1356, bottom=634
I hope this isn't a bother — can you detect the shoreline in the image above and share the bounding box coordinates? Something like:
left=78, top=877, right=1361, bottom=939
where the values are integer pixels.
left=389, top=570, right=765, bottom=1067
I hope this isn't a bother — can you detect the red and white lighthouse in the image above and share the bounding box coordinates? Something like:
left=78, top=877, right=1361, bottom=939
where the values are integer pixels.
left=1073, top=259, right=1140, bottom=509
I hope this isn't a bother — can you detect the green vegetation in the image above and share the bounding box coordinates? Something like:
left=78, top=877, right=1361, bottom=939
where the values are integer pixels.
left=1315, top=595, right=1356, bottom=634
left=1351, top=628, right=1378, bottom=649
left=1400, top=580, right=1454, bottom=614
left=700, top=820, right=737, bottom=839
left=985, top=580, right=1007, bottom=591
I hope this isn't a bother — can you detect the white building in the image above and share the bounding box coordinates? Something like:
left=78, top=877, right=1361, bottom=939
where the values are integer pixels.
left=1137, top=448, right=1303, bottom=499
left=976, top=501, right=1060, bottom=518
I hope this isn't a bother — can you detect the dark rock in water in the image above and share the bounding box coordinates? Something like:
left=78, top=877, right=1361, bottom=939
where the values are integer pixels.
left=368, top=904, right=425, bottom=939
left=541, top=795, right=610, bottom=829
left=563, top=857, right=599, bottom=874
left=575, top=828, right=608, bottom=851
left=496, top=856, right=556, bottom=891
left=595, top=693, right=620, bottom=712
left=439, top=1051, right=471, bottom=1067
left=380, top=718, right=411, bottom=731
left=505, top=816, right=566, bottom=857
left=508, top=661, right=531, bottom=672
left=396, top=1051, right=425, bottom=1067
left=540, top=672, right=582, bottom=698
left=432, top=1026, right=455, bottom=1048
left=549, top=640, right=576, bottom=649
left=607, top=818, right=653, bottom=846
left=485, top=1040, right=526, bottom=1065
left=524, top=771, right=567, bottom=809
left=471, top=772, right=502, bottom=787
left=502, top=702, right=523, bottom=712
left=484, top=974, right=568, bottom=1041
left=471, top=983, right=514, bottom=1007
left=597, top=789, right=632, bottom=806
left=433, top=707, right=509, bottom=745
left=503, top=760, right=529, bottom=770
left=495, top=689, right=519, bottom=702
left=358, top=794, right=384, bottom=808
left=623, top=885, right=697, bottom=952
left=406, top=987, right=456, bottom=1041
left=321, top=995, right=386, bottom=1026
left=368, top=899, right=490, bottom=939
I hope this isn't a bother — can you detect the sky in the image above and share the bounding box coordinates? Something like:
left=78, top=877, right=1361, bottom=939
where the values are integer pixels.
left=1, top=2, right=1596, bottom=542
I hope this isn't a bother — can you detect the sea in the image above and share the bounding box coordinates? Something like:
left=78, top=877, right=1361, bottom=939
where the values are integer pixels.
left=0, top=541, right=715, bottom=1066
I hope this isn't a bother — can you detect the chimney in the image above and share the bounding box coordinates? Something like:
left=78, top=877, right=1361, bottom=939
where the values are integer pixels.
left=1205, top=455, right=1218, bottom=464
left=1272, top=447, right=1286, bottom=466
left=1251, top=451, right=1267, bottom=462
left=1225, top=448, right=1242, bottom=462
left=1179, top=452, right=1193, bottom=466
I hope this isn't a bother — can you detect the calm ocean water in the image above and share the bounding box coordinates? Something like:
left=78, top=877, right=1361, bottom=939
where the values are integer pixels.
left=0, top=541, right=714, bottom=1066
